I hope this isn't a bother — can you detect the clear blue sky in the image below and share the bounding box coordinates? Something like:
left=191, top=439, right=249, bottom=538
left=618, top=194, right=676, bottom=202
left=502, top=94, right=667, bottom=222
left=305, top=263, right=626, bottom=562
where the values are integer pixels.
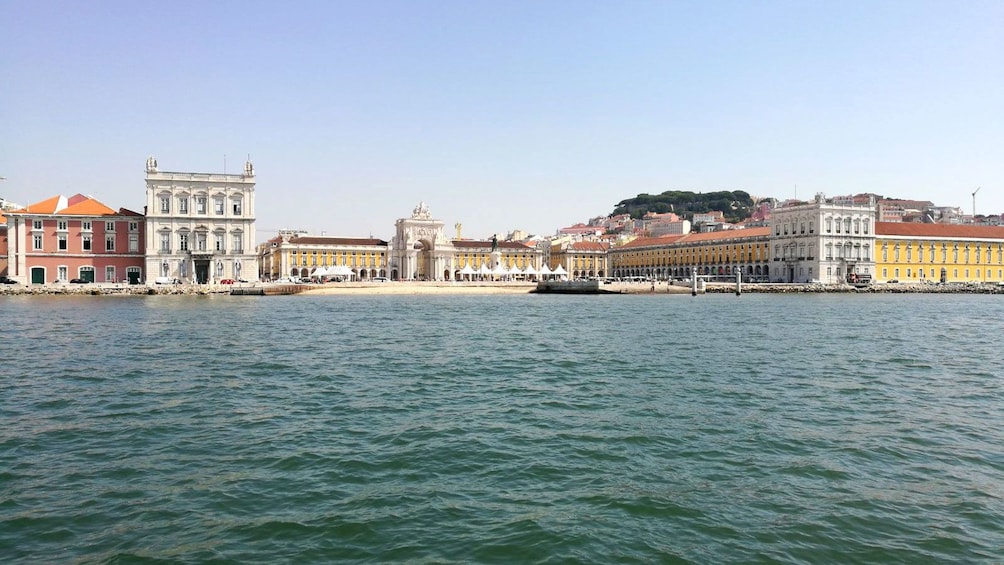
left=2, top=0, right=1002, bottom=241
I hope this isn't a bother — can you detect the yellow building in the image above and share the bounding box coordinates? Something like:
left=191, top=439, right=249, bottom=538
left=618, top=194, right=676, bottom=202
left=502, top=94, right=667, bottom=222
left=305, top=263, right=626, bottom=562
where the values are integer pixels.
left=875, top=223, right=1004, bottom=283
left=549, top=241, right=609, bottom=278
left=608, top=227, right=770, bottom=281
left=258, top=232, right=390, bottom=281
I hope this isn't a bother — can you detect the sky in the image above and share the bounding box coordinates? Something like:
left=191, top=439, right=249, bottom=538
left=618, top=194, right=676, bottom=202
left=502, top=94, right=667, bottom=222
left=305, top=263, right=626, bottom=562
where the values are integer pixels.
left=2, top=1, right=1002, bottom=242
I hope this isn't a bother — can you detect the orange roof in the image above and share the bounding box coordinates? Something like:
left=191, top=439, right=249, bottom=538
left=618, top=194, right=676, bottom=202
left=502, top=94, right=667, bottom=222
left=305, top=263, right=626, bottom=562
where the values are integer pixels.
left=876, top=222, right=1004, bottom=240
left=568, top=241, right=609, bottom=251
left=675, top=226, right=770, bottom=244
left=19, top=195, right=63, bottom=214
left=61, top=197, right=117, bottom=216
left=452, top=240, right=532, bottom=250
left=0, top=212, right=6, bottom=225
left=617, top=235, right=685, bottom=249
left=14, top=193, right=120, bottom=216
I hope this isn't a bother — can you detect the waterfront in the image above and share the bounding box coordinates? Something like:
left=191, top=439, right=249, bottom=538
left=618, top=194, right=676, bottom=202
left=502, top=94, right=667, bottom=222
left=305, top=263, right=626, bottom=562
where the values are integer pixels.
left=2, top=293, right=1002, bottom=563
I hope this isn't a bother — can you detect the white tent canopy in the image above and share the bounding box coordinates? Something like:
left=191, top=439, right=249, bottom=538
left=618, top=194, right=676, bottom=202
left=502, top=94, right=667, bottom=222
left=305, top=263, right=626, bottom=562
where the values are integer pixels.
left=460, top=265, right=476, bottom=275
left=523, top=264, right=537, bottom=276
left=539, top=264, right=552, bottom=275
left=552, top=264, right=568, bottom=279
left=478, top=263, right=492, bottom=276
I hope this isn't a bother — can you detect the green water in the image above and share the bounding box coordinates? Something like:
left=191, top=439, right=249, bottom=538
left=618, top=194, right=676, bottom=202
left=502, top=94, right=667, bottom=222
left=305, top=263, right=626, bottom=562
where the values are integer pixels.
left=1, top=293, right=1002, bottom=563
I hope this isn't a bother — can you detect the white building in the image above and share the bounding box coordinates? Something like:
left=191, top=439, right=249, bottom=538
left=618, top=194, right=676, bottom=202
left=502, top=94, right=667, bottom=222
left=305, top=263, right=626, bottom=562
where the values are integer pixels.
left=769, top=193, right=877, bottom=283
left=143, top=156, right=258, bottom=283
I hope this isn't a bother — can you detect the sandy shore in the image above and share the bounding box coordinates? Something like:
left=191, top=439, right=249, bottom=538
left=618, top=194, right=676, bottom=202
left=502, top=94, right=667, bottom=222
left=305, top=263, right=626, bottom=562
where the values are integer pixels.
left=299, top=282, right=538, bottom=295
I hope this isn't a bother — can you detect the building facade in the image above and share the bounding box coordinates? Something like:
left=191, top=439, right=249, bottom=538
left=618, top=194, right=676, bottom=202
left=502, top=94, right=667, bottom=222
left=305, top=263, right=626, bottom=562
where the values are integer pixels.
left=389, top=202, right=541, bottom=281
left=259, top=232, right=391, bottom=281
left=549, top=241, right=609, bottom=278
left=769, top=194, right=876, bottom=283
left=5, top=194, right=146, bottom=284
left=608, top=228, right=770, bottom=281
left=143, top=157, right=257, bottom=283
left=875, top=223, right=1004, bottom=284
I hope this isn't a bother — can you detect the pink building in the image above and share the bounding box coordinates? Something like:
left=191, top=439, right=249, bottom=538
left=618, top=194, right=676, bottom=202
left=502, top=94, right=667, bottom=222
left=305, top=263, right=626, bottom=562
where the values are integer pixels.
left=5, top=194, right=146, bottom=284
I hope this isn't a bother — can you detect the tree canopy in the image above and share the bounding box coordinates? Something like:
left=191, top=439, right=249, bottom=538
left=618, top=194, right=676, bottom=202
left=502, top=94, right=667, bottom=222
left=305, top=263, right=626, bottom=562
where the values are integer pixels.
left=612, top=190, right=755, bottom=222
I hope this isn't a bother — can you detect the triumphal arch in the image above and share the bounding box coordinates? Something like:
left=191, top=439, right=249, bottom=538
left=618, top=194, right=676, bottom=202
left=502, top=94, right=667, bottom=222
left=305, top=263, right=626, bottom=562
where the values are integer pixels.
left=389, top=202, right=458, bottom=281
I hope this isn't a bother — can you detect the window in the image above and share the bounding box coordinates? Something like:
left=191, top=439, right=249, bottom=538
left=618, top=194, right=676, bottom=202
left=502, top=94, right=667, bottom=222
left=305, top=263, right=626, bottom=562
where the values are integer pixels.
left=82, top=221, right=92, bottom=231
left=883, top=268, right=887, bottom=278
left=953, top=246, right=959, bottom=263
left=179, top=233, right=189, bottom=251
left=58, top=220, right=68, bottom=231
left=196, top=233, right=207, bottom=251
left=863, top=220, right=870, bottom=234
left=160, top=233, right=170, bottom=252
left=83, top=236, right=92, bottom=251
left=882, top=246, right=888, bottom=262
left=800, top=222, right=805, bottom=235
left=33, top=220, right=43, bottom=230
left=214, top=197, right=225, bottom=215
left=179, top=197, right=189, bottom=214
left=129, top=221, right=138, bottom=232
left=844, top=218, right=851, bottom=233
left=775, top=225, right=780, bottom=236
left=160, top=196, right=170, bottom=213
left=196, top=196, right=207, bottom=214
left=58, top=235, right=67, bottom=251
left=129, top=234, right=139, bottom=252
left=106, top=221, right=115, bottom=232
left=853, top=219, right=860, bottom=234
left=58, top=266, right=67, bottom=281
left=930, top=245, right=936, bottom=263
left=232, top=198, right=242, bottom=216
left=906, top=246, right=911, bottom=262
left=215, top=235, right=224, bottom=252
left=33, top=234, right=43, bottom=250
left=232, top=233, right=243, bottom=253
left=809, top=222, right=814, bottom=234
left=894, top=246, right=900, bottom=261
left=106, top=266, right=115, bottom=282
left=105, top=235, right=115, bottom=251
left=835, top=218, right=841, bottom=233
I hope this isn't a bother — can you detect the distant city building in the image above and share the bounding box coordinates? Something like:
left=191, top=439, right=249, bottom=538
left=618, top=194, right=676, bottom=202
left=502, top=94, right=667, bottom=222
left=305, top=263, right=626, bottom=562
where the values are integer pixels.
left=875, top=223, right=1004, bottom=284
left=5, top=194, right=146, bottom=284
left=388, top=202, right=541, bottom=281
left=770, top=193, right=876, bottom=283
left=143, top=156, right=258, bottom=283
left=259, top=234, right=390, bottom=281
left=549, top=240, right=609, bottom=278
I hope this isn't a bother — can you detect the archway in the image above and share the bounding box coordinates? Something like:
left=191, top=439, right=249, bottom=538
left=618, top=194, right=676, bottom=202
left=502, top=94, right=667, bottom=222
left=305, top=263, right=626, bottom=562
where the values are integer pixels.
left=415, top=240, right=434, bottom=280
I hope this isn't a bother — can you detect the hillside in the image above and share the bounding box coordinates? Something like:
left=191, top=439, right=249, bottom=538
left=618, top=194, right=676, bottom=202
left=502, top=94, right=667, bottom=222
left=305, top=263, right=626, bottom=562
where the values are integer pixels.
left=612, top=190, right=757, bottom=223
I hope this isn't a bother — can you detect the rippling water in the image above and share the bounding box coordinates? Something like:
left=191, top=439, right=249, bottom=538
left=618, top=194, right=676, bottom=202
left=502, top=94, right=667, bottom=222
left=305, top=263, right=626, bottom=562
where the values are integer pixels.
left=2, top=293, right=1002, bottom=563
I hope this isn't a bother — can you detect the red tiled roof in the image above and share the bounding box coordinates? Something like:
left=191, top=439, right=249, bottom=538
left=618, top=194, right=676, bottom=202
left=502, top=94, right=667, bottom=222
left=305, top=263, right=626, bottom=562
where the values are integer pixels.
left=291, top=236, right=388, bottom=246
left=14, top=193, right=124, bottom=216
left=60, top=196, right=117, bottom=216
left=677, top=226, right=770, bottom=243
left=568, top=241, right=609, bottom=251
left=452, top=240, right=531, bottom=250
left=18, top=195, right=62, bottom=214
left=616, top=235, right=685, bottom=249
left=876, top=222, right=1004, bottom=239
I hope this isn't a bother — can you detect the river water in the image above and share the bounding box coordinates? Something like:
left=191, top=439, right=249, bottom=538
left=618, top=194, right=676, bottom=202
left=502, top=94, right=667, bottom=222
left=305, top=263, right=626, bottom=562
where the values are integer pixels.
left=1, top=293, right=1002, bottom=563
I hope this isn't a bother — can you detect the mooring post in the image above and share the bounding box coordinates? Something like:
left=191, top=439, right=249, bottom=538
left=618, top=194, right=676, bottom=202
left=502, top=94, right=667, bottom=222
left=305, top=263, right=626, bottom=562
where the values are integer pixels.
left=736, top=270, right=742, bottom=296
left=691, top=271, right=698, bottom=297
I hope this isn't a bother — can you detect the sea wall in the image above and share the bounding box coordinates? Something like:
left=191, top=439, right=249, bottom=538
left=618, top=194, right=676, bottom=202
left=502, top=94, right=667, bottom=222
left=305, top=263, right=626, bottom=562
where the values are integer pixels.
left=0, top=284, right=232, bottom=296
left=702, top=282, right=1004, bottom=294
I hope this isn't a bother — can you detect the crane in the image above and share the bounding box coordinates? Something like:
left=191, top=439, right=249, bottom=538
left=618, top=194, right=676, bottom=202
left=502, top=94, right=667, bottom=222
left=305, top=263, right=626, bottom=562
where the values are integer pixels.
left=972, top=186, right=981, bottom=221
